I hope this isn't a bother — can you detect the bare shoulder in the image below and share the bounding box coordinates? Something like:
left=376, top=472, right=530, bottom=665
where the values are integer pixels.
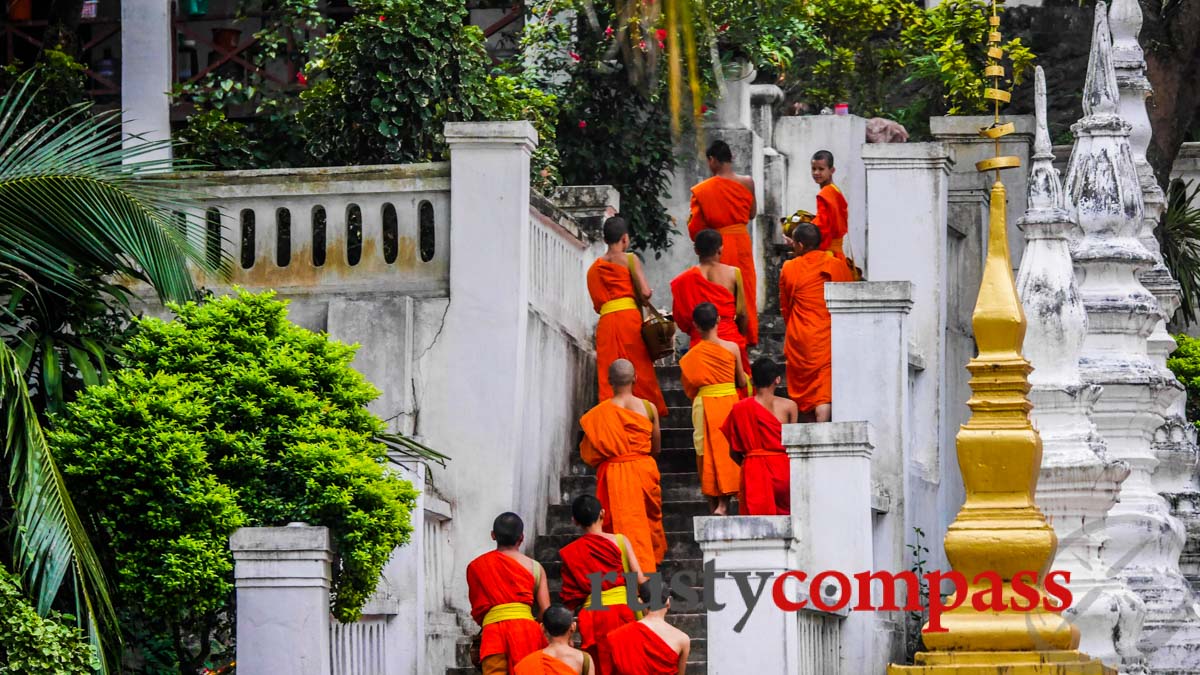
left=734, top=173, right=755, bottom=191
left=715, top=338, right=740, bottom=359
left=664, top=622, right=691, bottom=652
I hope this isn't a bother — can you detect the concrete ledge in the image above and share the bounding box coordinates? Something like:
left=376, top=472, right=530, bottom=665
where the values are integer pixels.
left=444, top=121, right=538, bottom=149
left=694, top=515, right=792, bottom=543
left=861, top=142, right=955, bottom=172
left=826, top=281, right=913, bottom=314
left=784, top=421, right=874, bottom=457
left=230, top=523, right=331, bottom=554
left=930, top=114, right=1035, bottom=142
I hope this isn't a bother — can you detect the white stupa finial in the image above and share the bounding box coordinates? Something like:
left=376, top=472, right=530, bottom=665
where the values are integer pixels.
left=1082, top=2, right=1120, bottom=118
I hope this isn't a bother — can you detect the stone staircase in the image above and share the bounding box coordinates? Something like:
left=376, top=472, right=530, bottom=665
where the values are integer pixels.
left=446, top=244, right=792, bottom=674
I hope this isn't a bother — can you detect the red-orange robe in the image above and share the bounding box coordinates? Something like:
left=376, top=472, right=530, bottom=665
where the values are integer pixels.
left=560, top=534, right=637, bottom=675
left=579, top=402, right=667, bottom=572
left=679, top=341, right=741, bottom=497
left=689, top=176, right=758, bottom=345
left=813, top=184, right=849, bottom=256
left=608, top=622, right=680, bottom=675
left=722, top=398, right=790, bottom=516
left=466, top=551, right=548, bottom=665
left=670, top=266, right=751, bottom=376
left=780, top=250, right=853, bottom=412
left=514, top=652, right=580, bottom=675
left=587, top=257, right=668, bottom=417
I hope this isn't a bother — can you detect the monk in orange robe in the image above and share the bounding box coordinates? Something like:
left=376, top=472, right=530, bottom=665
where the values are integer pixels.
left=688, top=140, right=758, bottom=345
left=579, top=359, right=667, bottom=572
left=678, top=302, right=746, bottom=515
left=513, top=605, right=593, bottom=675
left=559, top=495, right=645, bottom=675
left=722, top=357, right=797, bottom=516
left=608, top=583, right=689, bottom=675
left=671, top=229, right=750, bottom=378
left=780, top=223, right=853, bottom=424
left=810, top=150, right=849, bottom=256
left=467, top=512, right=551, bottom=674
left=587, top=216, right=667, bottom=417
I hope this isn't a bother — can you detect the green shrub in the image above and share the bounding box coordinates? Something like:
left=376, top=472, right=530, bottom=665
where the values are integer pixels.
left=51, top=291, right=417, bottom=672
left=483, top=74, right=562, bottom=194
left=0, top=572, right=96, bottom=674
left=1169, top=333, right=1200, bottom=428
left=299, top=0, right=495, bottom=164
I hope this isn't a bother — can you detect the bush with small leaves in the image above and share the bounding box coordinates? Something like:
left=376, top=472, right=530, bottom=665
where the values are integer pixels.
left=0, top=572, right=97, bottom=674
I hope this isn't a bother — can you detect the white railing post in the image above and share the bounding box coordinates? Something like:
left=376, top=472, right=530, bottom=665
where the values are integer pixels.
left=231, top=524, right=333, bottom=675
left=786, top=422, right=875, bottom=675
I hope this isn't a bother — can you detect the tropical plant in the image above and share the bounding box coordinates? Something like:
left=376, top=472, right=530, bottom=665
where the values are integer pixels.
left=1167, top=333, right=1200, bottom=428
left=51, top=291, right=419, bottom=674
left=1159, top=178, right=1200, bottom=328
left=0, top=571, right=96, bottom=673
left=0, top=69, right=228, bottom=671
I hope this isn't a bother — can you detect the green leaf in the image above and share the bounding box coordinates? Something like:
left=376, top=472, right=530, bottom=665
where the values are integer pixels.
left=66, top=346, right=98, bottom=388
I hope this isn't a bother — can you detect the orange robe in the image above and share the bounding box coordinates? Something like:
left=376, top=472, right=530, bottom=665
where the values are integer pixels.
left=780, top=250, right=853, bottom=412
left=670, top=266, right=750, bottom=376
left=721, top=398, right=790, bottom=516
left=514, top=652, right=579, bottom=675
left=587, top=257, right=668, bottom=417
left=608, top=622, right=679, bottom=675
left=560, top=534, right=636, bottom=675
left=579, top=401, right=667, bottom=572
left=466, top=551, right=548, bottom=666
left=813, top=184, right=849, bottom=256
left=689, top=176, right=758, bottom=345
left=678, top=341, right=741, bottom=497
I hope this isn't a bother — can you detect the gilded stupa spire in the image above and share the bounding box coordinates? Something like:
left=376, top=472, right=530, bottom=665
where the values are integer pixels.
left=889, top=0, right=1115, bottom=672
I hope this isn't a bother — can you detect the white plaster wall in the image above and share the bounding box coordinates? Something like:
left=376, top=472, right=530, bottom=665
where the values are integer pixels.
left=774, top=115, right=869, bottom=268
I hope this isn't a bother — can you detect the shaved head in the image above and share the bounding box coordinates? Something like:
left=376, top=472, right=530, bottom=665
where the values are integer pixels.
left=608, top=359, right=636, bottom=388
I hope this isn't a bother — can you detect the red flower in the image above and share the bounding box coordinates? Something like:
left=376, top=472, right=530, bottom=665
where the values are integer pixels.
left=656, top=28, right=667, bottom=42
left=296, top=72, right=308, bottom=86
left=638, top=40, right=647, bottom=50
left=605, top=25, right=614, bottom=38
left=379, top=14, right=386, bottom=21
left=578, top=120, right=587, bottom=129
left=569, top=51, right=581, bottom=62
left=719, top=23, right=730, bottom=32
left=701, top=104, right=709, bottom=113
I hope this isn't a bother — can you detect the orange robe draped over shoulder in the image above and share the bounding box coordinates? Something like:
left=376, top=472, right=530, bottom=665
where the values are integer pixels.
left=608, top=622, right=679, bottom=675
left=722, top=398, right=790, bottom=516
left=466, top=551, right=548, bottom=664
left=514, top=652, right=580, bottom=675
left=579, top=402, right=667, bottom=572
left=689, top=176, right=758, bottom=345
left=587, top=258, right=668, bottom=417
left=560, top=534, right=636, bottom=675
left=671, top=267, right=750, bottom=375
left=780, top=250, right=852, bottom=412
left=814, top=184, right=849, bottom=256
left=678, top=341, right=741, bottom=497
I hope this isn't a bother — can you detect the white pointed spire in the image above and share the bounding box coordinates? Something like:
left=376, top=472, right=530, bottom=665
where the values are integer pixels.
left=1082, top=1, right=1120, bottom=118
left=1025, top=66, right=1063, bottom=215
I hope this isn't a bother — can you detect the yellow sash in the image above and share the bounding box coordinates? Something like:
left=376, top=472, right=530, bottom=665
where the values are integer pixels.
left=482, top=602, right=535, bottom=626
left=599, top=297, right=638, bottom=316
left=583, top=585, right=630, bottom=609
left=697, top=382, right=738, bottom=398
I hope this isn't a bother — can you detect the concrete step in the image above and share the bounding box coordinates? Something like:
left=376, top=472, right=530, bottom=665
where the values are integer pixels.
left=550, top=482, right=709, bottom=521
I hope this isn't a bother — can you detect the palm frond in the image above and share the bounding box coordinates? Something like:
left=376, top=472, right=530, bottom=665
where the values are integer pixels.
left=1158, top=178, right=1200, bottom=327
left=375, top=431, right=451, bottom=467
left=1, top=342, right=119, bottom=671
left=0, top=81, right=230, bottom=304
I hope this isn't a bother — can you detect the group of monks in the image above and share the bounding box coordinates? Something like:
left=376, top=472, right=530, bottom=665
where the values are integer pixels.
left=463, top=143, right=856, bottom=675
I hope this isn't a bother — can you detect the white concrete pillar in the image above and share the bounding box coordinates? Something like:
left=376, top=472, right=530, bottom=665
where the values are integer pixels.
left=930, top=115, right=1033, bottom=270
left=231, top=524, right=333, bottom=675
left=786, top=421, right=876, bottom=675
left=826, top=280, right=911, bottom=662
left=432, top=121, right=536, bottom=613
left=694, top=517, right=799, bottom=675
left=120, top=0, right=173, bottom=164
left=862, top=143, right=957, bottom=573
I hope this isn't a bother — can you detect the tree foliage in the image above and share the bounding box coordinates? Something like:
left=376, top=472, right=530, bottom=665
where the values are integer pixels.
left=0, top=571, right=96, bottom=674
left=51, top=291, right=418, bottom=673
left=1167, top=332, right=1200, bottom=427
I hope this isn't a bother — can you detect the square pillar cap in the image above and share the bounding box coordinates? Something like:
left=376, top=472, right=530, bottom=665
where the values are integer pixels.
left=826, top=281, right=914, bottom=314
left=444, top=121, right=538, bottom=150
left=784, top=421, right=874, bottom=459
left=862, top=142, right=954, bottom=172
left=230, top=523, right=331, bottom=554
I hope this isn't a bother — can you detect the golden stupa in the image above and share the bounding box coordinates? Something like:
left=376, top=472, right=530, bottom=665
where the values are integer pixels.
left=886, top=1, right=1115, bottom=672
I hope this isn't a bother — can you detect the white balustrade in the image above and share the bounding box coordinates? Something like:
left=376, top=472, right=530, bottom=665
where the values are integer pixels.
left=528, top=198, right=597, bottom=344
